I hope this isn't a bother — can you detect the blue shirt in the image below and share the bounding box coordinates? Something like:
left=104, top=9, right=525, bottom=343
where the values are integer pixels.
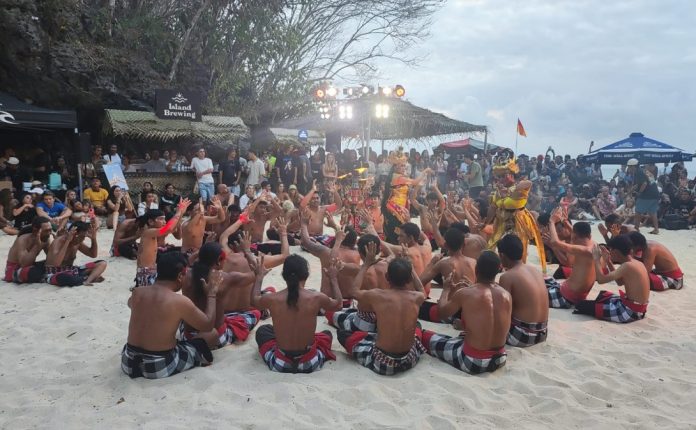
left=37, top=201, right=66, bottom=218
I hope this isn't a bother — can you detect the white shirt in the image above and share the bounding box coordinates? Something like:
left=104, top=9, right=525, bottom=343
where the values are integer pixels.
left=190, top=157, right=214, bottom=184
left=103, top=153, right=122, bottom=167
left=137, top=202, right=159, bottom=216
left=239, top=194, right=253, bottom=210
left=256, top=191, right=277, bottom=199
left=246, top=159, right=266, bottom=185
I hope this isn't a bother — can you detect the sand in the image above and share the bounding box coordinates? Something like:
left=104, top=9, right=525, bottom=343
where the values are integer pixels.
left=1, top=224, right=695, bottom=430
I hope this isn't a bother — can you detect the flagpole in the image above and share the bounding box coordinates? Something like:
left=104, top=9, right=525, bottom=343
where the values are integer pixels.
left=515, top=126, right=519, bottom=155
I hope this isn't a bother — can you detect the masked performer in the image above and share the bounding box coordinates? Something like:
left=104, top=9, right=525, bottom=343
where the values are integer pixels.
left=487, top=154, right=546, bottom=273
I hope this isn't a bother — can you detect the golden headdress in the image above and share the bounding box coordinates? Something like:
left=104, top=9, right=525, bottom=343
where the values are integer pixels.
left=388, top=147, right=409, bottom=165
left=492, top=150, right=519, bottom=176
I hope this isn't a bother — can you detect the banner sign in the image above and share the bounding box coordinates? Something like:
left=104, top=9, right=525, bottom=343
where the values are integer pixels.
left=103, top=164, right=129, bottom=190
left=155, top=89, right=202, bottom=121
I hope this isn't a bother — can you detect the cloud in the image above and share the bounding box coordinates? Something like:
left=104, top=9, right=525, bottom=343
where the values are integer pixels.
left=369, top=0, right=696, bottom=156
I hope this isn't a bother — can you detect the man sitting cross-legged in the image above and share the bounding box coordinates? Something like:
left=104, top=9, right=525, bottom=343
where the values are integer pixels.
left=573, top=236, right=650, bottom=323
left=337, top=247, right=427, bottom=376
left=628, top=231, right=684, bottom=291
left=4, top=217, right=52, bottom=284
left=421, top=251, right=511, bottom=374
left=253, top=254, right=343, bottom=374
left=44, top=221, right=107, bottom=287
left=121, top=253, right=217, bottom=379
left=497, top=234, right=549, bottom=347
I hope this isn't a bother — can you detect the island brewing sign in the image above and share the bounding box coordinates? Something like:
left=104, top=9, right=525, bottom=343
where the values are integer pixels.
left=155, top=89, right=202, bottom=121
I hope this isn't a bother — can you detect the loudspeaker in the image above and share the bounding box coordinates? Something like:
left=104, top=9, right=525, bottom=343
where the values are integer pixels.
left=325, top=130, right=341, bottom=154
left=78, top=132, right=91, bottom=163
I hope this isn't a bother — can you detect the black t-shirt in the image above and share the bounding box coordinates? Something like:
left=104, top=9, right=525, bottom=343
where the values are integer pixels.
left=635, top=169, right=659, bottom=199
left=296, top=154, right=312, bottom=185
left=218, top=159, right=240, bottom=186
left=159, top=193, right=181, bottom=212
left=670, top=198, right=695, bottom=217
left=277, top=155, right=296, bottom=185
left=14, top=206, right=36, bottom=229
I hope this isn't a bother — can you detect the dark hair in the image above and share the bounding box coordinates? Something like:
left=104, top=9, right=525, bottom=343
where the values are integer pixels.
left=70, top=221, right=90, bottom=233
left=572, top=221, right=592, bottom=239
left=157, top=253, right=188, bottom=281
left=21, top=216, right=51, bottom=236
left=450, top=222, right=470, bottom=235
left=386, top=258, right=413, bottom=288
left=497, top=234, right=523, bottom=261
left=164, top=183, right=174, bottom=189
left=341, top=227, right=358, bottom=248
left=227, top=204, right=241, bottom=214
left=261, top=180, right=270, bottom=188
left=444, top=228, right=465, bottom=252
left=604, top=213, right=621, bottom=226
left=191, top=242, right=222, bottom=301
left=109, top=185, right=122, bottom=203
left=607, top=235, right=632, bottom=256
left=282, top=254, right=309, bottom=308
left=476, top=251, right=501, bottom=281
left=42, top=190, right=54, bottom=198
left=228, top=231, right=242, bottom=248
left=425, top=191, right=439, bottom=201
left=357, top=234, right=380, bottom=258
left=400, top=222, right=420, bottom=241
left=537, top=212, right=551, bottom=227
left=138, top=209, right=165, bottom=227
left=474, top=198, right=488, bottom=214
left=628, top=231, right=647, bottom=249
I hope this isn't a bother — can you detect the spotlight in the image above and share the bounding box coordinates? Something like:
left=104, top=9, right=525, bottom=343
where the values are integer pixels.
left=338, top=104, right=353, bottom=120
left=326, top=86, right=338, bottom=97
left=314, top=88, right=325, bottom=99
left=394, top=85, right=405, bottom=97
left=375, top=104, right=389, bottom=119
left=361, top=85, right=371, bottom=95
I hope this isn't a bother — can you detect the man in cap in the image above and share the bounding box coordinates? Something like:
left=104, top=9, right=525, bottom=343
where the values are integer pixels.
left=628, top=158, right=659, bottom=234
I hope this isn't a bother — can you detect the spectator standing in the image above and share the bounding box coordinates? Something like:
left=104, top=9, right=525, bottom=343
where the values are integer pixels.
left=295, top=146, right=313, bottom=194
left=246, top=150, right=266, bottom=186
left=190, top=147, right=215, bottom=203
left=219, top=147, right=242, bottom=196
left=630, top=158, right=660, bottom=234
left=103, top=144, right=123, bottom=170
left=276, top=145, right=297, bottom=188
left=462, top=154, right=483, bottom=197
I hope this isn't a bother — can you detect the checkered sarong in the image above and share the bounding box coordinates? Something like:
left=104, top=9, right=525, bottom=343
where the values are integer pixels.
left=422, top=330, right=507, bottom=374
left=649, top=269, right=684, bottom=291
left=216, top=310, right=261, bottom=347
left=545, top=278, right=574, bottom=309
left=593, top=291, right=647, bottom=323
left=121, top=340, right=213, bottom=379
left=327, top=308, right=377, bottom=333
left=507, top=318, right=548, bottom=347
left=257, top=326, right=335, bottom=374
left=344, top=331, right=425, bottom=376
left=134, top=266, right=157, bottom=289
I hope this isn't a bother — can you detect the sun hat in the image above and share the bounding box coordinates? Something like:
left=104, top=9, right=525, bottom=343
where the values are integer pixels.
left=7, top=157, right=19, bottom=165
left=627, top=158, right=639, bottom=166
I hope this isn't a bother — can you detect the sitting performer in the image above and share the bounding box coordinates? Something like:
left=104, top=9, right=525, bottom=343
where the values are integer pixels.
left=253, top=254, right=342, bottom=373
left=110, top=218, right=141, bottom=260
left=266, top=200, right=300, bottom=245
left=421, top=251, right=511, bottom=374
left=418, top=227, right=476, bottom=323
left=598, top=213, right=635, bottom=244
left=628, top=231, right=683, bottom=291
left=538, top=212, right=573, bottom=279
left=486, top=154, right=546, bottom=272
left=381, top=148, right=430, bottom=244
left=299, top=180, right=342, bottom=239
left=121, top=253, right=216, bottom=379
left=4, top=217, right=51, bottom=283
left=337, top=256, right=427, bottom=376
left=497, top=234, right=549, bottom=347
left=410, top=184, right=445, bottom=250
left=574, top=236, right=649, bottom=323
left=181, top=242, right=256, bottom=348
left=378, top=222, right=432, bottom=296
left=44, top=221, right=107, bottom=286
left=135, top=199, right=190, bottom=288
left=326, top=235, right=390, bottom=332
left=545, top=209, right=596, bottom=308
left=181, top=197, right=226, bottom=263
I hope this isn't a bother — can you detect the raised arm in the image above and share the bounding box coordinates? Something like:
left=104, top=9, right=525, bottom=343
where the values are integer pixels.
left=320, top=257, right=343, bottom=311
left=592, top=245, right=624, bottom=284
left=299, top=209, right=329, bottom=257
left=180, top=271, right=220, bottom=332
left=203, top=196, right=226, bottom=224
left=78, top=222, right=99, bottom=258
left=249, top=255, right=272, bottom=309
left=548, top=209, right=591, bottom=256
left=299, top=180, right=317, bottom=209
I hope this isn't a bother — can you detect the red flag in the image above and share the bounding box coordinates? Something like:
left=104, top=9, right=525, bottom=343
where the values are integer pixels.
left=517, top=119, right=527, bottom=137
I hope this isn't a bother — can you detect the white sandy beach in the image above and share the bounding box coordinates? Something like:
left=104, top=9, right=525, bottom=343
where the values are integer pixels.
left=1, top=224, right=695, bottom=430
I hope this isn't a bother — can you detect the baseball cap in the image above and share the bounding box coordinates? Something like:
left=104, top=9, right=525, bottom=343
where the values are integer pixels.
left=627, top=158, right=639, bottom=166
left=7, top=157, right=19, bottom=165
left=30, top=187, right=44, bottom=195
left=289, top=184, right=297, bottom=190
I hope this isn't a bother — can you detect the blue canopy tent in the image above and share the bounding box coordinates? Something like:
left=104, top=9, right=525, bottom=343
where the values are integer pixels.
left=582, top=132, right=693, bottom=165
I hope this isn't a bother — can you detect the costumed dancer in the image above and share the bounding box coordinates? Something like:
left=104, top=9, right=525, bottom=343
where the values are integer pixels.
left=381, top=148, right=430, bottom=244
left=486, top=152, right=546, bottom=273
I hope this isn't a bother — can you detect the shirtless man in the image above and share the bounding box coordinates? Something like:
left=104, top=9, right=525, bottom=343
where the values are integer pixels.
left=598, top=213, right=635, bottom=244
left=121, top=253, right=216, bottom=379
left=497, top=234, right=549, bottom=347
left=628, top=231, right=683, bottom=291
left=377, top=222, right=432, bottom=296
left=538, top=212, right=574, bottom=279
left=410, top=185, right=445, bottom=250
left=365, top=192, right=384, bottom=239
left=545, top=210, right=596, bottom=308
left=110, top=218, right=141, bottom=260
left=573, top=235, right=649, bottom=323
left=181, top=242, right=257, bottom=348
left=267, top=200, right=300, bottom=245
left=4, top=216, right=51, bottom=283
left=253, top=254, right=342, bottom=373
left=299, top=180, right=342, bottom=237
left=337, top=257, right=427, bottom=376
left=181, top=197, right=225, bottom=262
left=215, top=183, right=235, bottom=207
left=418, top=227, right=476, bottom=323
left=325, top=236, right=390, bottom=332
left=421, top=251, right=511, bottom=374
left=44, top=221, right=107, bottom=286
left=135, top=199, right=191, bottom=288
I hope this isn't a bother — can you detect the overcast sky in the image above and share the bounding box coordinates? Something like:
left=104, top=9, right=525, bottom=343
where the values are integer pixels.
left=371, top=0, right=696, bottom=157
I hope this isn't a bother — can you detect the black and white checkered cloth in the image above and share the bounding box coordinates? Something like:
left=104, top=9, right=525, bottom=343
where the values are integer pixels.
left=328, top=308, right=377, bottom=333
left=506, top=318, right=548, bottom=347
left=423, top=330, right=507, bottom=374
left=545, top=278, right=574, bottom=309
left=217, top=310, right=261, bottom=347
left=593, top=291, right=647, bottom=323
left=349, top=332, right=425, bottom=376
left=121, top=340, right=213, bottom=379
left=649, top=272, right=684, bottom=291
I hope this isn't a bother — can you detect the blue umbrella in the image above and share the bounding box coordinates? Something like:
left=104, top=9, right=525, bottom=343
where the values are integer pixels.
left=582, top=132, right=693, bottom=165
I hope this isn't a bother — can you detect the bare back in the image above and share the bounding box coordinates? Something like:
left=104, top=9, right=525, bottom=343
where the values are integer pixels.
left=364, top=289, right=425, bottom=354
left=264, top=289, right=328, bottom=351
left=647, top=241, right=679, bottom=273
left=566, top=239, right=597, bottom=294
left=458, top=283, right=512, bottom=351
left=499, top=263, right=549, bottom=324
left=619, top=258, right=651, bottom=304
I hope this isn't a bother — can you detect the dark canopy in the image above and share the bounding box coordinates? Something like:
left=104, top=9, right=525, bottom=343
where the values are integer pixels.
left=0, top=92, right=77, bottom=130
left=582, top=132, right=693, bottom=165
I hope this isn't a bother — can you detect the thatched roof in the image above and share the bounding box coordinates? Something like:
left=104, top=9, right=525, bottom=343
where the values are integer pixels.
left=277, top=96, right=486, bottom=141
left=103, top=109, right=249, bottom=143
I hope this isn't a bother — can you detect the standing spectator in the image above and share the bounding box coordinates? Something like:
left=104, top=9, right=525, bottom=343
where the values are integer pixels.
left=630, top=158, right=660, bottom=234
left=462, top=154, right=483, bottom=197
left=31, top=146, right=51, bottom=183
left=246, top=150, right=266, bottom=186
left=434, top=155, right=447, bottom=190
left=103, top=144, right=123, bottom=170
left=190, top=147, right=215, bottom=203
left=276, top=145, right=297, bottom=187
left=159, top=183, right=182, bottom=216
left=310, top=149, right=324, bottom=188
left=218, top=147, right=242, bottom=196
left=295, top=146, right=313, bottom=194
left=83, top=177, right=110, bottom=216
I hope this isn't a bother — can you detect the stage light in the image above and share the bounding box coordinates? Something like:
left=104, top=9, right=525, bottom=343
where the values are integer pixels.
left=326, top=86, right=338, bottom=97
left=381, top=86, right=392, bottom=96
left=394, top=85, right=405, bottom=97
left=375, top=104, right=389, bottom=119
left=338, top=104, right=353, bottom=120
left=314, top=88, right=325, bottom=99
left=343, top=88, right=354, bottom=96
left=361, top=85, right=371, bottom=95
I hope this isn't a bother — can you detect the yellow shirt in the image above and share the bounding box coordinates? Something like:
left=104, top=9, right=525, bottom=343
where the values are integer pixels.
left=83, top=188, right=109, bottom=207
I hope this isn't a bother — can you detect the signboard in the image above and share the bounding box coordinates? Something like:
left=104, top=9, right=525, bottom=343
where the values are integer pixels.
left=298, top=129, right=309, bottom=142
left=103, top=164, right=129, bottom=190
left=155, top=89, right=202, bottom=122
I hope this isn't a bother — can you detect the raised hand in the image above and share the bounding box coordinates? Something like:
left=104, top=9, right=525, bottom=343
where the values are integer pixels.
left=324, top=257, right=343, bottom=281
left=592, top=244, right=602, bottom=261
left=334, top=228, right=346, bottom=245
left=300, top=208, right=311, bottom=226
left=276, top=216, right=288, bottom=235
left=239, top=231, right=252, bottom=253
left=364, top=241, right=379, bottom=266
left=177, top=198, right=192, bottom=212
